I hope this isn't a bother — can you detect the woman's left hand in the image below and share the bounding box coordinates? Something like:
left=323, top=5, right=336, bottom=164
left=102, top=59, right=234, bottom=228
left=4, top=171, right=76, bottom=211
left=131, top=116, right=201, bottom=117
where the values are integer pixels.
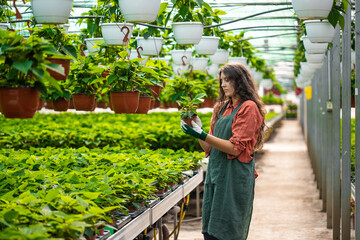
left=181, top=120, right=208, bottom=141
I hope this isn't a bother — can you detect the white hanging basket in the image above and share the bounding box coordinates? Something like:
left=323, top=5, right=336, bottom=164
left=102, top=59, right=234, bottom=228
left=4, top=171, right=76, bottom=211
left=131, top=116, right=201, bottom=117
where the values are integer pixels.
left=170, top=49, right=193, bottom=65
left=118, top=0, right=161, bottom=23
left=101, top=23, right=133, bottom=46
left=0, top=23, right=9, bottom=30
left=195, top=36, right=220, bottom=55
left=207, top=64, right=220, bottom=75
left=85, top=38, right=104, bottom=53
left=172, top=22, right=204, bottom=45
left=192, top=57, right=208, bottom=71
left=62, top=24, right=70, bottom=34
left=31, top=0, right=73, bottom=24
left=308, top=62, right=323, bottom=69
left=136, top=37, right=163, bottom=56
left=129, top=49, right=147, bottom=66
left=305, top=53, right=325, bottom=63
left=150, top=56, right=170, bottom=65
left=261, top=79, right=273, bottom=90
left=210, top=49, right=230, bottom=65
left=291, top=0, right=333, bottom=19
left=228, top=57, right=248, bottom=65
left=303, top=37, right=328, bottom=54
left=304, top=20, right=335, bottom=43
left=173, top=64, right=189, bottom=76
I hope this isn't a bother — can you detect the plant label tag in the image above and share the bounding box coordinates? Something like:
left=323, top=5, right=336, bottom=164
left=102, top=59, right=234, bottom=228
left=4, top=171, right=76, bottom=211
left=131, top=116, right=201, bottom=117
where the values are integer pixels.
left=326, top=101, right=333, bottom=112
left=355, top=88, right=358, bottom=96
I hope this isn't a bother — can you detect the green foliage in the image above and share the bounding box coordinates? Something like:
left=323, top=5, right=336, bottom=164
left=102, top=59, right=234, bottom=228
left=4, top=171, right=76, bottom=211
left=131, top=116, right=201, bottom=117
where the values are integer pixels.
left=102, top=50, right=154, bottom=92
left=160, top=74, right=205, bottom=104
left=32, top=26, right=78, bottom=59
left=77, top=7, right=104, bottom=38
left=0, top=147, right=202, bottom=239
left=261, top=92, right=284, bottom=105
left=0, top=29, right=61, bottom=95
left=68, top=54, right=106, bottom=95
left=184, top=71, right=219, bottom=99
left=177, top=93, right=206, bottom=118
left=0, top=0, right=15, bottom=23
left=47, top=82, right=71, bottom=101
left=166, top=0, right=217, bottom=25
left=0, top=112, right=279, bottom=152
left=327, top=0, right=351, bottom=30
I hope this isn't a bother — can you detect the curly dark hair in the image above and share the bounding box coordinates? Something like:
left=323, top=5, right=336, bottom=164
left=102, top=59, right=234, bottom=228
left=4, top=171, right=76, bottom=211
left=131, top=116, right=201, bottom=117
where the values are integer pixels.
left=214, top=62, right=267, bottom=151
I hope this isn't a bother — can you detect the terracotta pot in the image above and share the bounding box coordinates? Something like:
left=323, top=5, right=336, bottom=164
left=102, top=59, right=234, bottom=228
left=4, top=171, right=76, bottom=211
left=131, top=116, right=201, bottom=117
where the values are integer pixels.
left=201, top=98, right=215, bottom=108
left=45, top=101, right=54, bottom=109
left=69, top=99, right=75, bottom=109
left=97, top=101, right=107, bottom=109
left=90, top=101, right=97, bottom=111
left=146, top=85, right=162, bottom=98
left=182, top=115, right=197, bottom=127
left=0, top=87, right=39, bottom=118
left=46, top=58, right=71, bottom=80
left=110, top=91, right=139, bottom=114
left=154, top=100, right=161, bottom=108
left=150, top=99, right=155, bottom=109
left=136, top=96, right=152, bottom=114
left=53, top=98, right=70, bottom=112
left=108, top=97, right=113, bottom=110
left=37, top=98, right=45, bottom=110
left=72, top=94, right=96, bottom=111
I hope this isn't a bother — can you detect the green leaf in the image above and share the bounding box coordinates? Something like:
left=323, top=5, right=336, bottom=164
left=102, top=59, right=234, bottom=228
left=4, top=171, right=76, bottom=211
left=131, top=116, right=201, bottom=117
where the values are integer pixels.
left=62, top=45, right=77, bottom=59
left=327, top=6, right=340, bottom=29
left=196, top=0, right=203, bottom=8
left=45, top=189, right=60, bottom=202
left=12, top=169, right=25, bottom=177
left=158, top=2, right=168, bottom=17
left=13, top=61, right=32, bottom=74
left=34, top=81, right=48, bottom=97
left=4, top=210, right=18, bottom=223
left=179, top=6, right=188, bottom=18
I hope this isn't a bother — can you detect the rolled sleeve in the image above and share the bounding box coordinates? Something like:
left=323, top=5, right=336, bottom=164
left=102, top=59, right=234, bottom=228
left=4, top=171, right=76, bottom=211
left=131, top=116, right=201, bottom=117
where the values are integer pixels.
left=227, top=101, right=262, bottom=162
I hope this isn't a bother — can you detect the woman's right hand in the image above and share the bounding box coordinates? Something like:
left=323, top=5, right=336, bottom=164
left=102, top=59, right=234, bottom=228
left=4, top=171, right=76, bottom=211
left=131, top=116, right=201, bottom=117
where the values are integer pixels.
left=194, top=115, right=203, bottom=129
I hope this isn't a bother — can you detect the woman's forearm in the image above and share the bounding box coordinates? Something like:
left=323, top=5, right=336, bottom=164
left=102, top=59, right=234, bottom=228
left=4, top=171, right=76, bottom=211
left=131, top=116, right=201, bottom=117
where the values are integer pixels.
left=199, top=139, right=211, bottom=153
left=204, top=134, right=240, bottom=156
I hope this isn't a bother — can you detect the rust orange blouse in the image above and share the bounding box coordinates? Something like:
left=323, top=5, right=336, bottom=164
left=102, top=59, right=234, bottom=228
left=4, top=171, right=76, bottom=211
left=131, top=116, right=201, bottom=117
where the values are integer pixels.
left=205, top=99, right=263, bottom=163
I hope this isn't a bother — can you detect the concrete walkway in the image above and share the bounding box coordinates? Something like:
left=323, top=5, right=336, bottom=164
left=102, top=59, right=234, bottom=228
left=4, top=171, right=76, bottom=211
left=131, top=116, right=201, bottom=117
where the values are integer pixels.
left=174, top=120, right=333, bottom=240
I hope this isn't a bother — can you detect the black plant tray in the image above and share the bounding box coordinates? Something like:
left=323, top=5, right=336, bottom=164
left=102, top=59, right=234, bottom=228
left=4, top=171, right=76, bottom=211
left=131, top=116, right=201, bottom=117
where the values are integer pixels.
left=96, top=230, right=111, bottom=240
left=115, top=215, right=132, bottom=230
left=128, top=206, right=147, bottom=219
left=149, top=198, right=160, bottom=208
left=155, top=188, right=173, bottom=199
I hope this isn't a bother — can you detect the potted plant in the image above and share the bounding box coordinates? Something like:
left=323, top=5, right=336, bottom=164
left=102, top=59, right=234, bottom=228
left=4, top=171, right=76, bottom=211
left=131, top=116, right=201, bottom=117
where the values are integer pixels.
left=78, top=7, right=105, bottom=53
left=67, top=54, right=106, bottom=111
left=302, top=36, right=328, bottom=54
left=194, top=5, right=225, bottom=55
left=47, top=83, right=71, bottom=112
left=0, top=29, right=61, bottom=118
left=32, top=26, right=78, bottom=80
left=103, top=50, right=153, bottom=114
left=0, top=0, right=14, bottom=30
left=31, top=0, right=73, bottom=24
left=166, top=0, right=207, bottom=45
left=177, top=93, right=206, bottom=127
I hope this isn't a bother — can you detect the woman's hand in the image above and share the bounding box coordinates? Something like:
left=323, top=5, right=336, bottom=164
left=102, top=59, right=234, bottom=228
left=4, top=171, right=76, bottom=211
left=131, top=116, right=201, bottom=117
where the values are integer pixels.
left=180, top=120, right=208, bottom=141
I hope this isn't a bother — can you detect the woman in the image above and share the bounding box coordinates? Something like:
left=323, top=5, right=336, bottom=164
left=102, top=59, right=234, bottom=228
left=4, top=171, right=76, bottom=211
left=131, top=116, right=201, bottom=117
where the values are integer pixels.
left=181, top=63, right=266, bottom=240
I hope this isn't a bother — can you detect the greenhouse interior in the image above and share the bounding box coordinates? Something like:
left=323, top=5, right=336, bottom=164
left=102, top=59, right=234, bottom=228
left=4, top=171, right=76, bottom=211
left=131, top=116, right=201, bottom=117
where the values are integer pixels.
left=0, top=0, right=359, bottom=239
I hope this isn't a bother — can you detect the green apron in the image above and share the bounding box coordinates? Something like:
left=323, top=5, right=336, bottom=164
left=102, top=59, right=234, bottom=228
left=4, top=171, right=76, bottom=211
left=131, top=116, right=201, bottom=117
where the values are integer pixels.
left=202, top=101, right=255, bottom=240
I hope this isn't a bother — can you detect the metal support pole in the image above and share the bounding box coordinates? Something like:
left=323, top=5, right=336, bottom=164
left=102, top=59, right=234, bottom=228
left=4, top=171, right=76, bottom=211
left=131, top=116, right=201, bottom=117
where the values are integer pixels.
left=331, top=24, right=341, bottom=240
left=341, top=4, right=352, bottom=239
left=324, top=52, right=333, bottom=228
left=355, top=1, right=360, bottom=239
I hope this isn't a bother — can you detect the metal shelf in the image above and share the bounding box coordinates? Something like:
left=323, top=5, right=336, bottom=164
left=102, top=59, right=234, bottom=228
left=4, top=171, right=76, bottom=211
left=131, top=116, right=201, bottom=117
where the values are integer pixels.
left=107, top=170, right=203, bottom=240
